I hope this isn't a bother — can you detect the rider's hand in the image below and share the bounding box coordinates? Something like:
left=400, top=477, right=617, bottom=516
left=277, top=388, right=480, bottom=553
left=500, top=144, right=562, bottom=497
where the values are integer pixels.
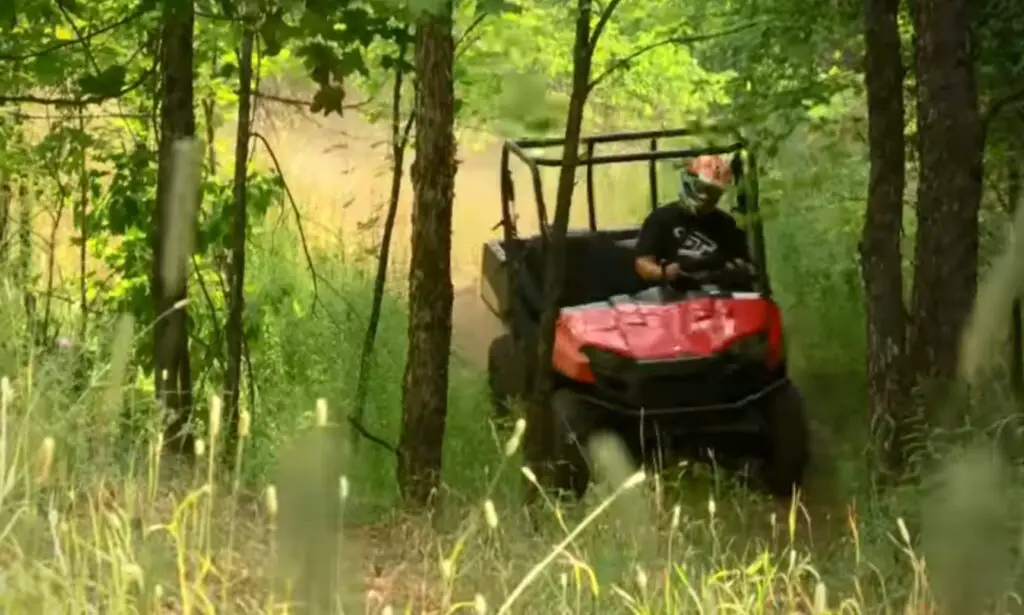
left=662, top=262, right=682, bottom=281
left=730, top=258, right=754, bottom=273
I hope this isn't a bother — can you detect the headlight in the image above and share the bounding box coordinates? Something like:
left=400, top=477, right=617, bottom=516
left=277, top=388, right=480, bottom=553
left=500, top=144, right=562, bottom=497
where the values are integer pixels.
left=581, top=346, right=633, bottom=374
left=728, top=332, right=769, bottom=361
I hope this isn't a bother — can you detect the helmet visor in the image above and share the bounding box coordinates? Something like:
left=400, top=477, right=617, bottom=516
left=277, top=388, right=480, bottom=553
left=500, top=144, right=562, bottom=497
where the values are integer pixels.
left=681, top=175, right=725, bottom=211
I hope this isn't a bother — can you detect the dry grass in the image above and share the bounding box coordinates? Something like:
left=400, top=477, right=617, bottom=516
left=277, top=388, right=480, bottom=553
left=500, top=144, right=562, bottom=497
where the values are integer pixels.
left=6, top=86, right=1024, bottom=615
left=0, top=371, right=951, bottom=614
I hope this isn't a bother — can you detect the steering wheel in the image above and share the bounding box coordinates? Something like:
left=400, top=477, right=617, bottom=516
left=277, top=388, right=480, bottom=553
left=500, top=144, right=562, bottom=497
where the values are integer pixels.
left=665, top=253, right=756, bottom=293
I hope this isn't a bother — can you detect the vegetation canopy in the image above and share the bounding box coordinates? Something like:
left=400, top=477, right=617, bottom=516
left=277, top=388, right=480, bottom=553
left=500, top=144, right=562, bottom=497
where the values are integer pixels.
left=0, top=0, right=1022, bottom=611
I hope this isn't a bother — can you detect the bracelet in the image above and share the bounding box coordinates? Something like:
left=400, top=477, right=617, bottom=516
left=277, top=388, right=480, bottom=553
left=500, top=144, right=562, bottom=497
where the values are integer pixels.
left=660, top=261, right=668, bottom=280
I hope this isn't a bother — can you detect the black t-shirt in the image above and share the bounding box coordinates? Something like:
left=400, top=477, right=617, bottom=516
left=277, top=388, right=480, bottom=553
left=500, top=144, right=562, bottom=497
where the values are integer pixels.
left=635, top=204, right=750, bottom=266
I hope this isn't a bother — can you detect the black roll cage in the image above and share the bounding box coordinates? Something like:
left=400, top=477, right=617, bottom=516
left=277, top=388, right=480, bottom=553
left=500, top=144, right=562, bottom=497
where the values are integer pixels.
left=497, top=127, right=770, bottom=293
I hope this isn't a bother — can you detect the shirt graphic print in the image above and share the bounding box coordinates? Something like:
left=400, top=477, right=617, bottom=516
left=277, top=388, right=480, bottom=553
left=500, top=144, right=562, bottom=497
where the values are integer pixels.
left=673, top=226, right=719, bottom=259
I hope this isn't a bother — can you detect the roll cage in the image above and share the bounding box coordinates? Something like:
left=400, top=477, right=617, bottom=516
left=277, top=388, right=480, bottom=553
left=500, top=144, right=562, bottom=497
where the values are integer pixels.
left=497, top=127, right=770, bottom=293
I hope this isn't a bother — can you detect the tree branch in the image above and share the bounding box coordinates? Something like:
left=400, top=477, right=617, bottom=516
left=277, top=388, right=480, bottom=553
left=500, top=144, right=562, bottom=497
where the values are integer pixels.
left=0, top=6, right=151, bottom=61
left=455, top=13, right=489, bottom=58
left=588, top=21, right=762, bottom=93
left=589, top=0, right=625, bottom=53
left=982, top=85, right=1024, bottom=140
left=249, top=131, right=323, bottom=315
left=0, top=110, right=148, bottom=120
left=250, top=90, right=375, bottom=111
left=0, top=67, right=155, bottom=106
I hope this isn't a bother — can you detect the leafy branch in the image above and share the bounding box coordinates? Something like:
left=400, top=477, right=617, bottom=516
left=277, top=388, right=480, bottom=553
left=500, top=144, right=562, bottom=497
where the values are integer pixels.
left=0, top=4, right=152, bottom=61
left=983, top=85, right=1024, bottom=139
left=588, top=0, right=624, bottom=52
left=0, top=66, right=154, bottom=106
left=249, top=131, right=322, bottom=315
left=588, top=21, right=763, bottom=93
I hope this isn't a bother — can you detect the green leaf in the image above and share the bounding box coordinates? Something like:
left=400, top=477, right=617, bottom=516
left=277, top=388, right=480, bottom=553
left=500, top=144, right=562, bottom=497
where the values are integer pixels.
left=217, top=62, right=238, bottom=80
left=56, top=0, right=82, bottom=15
left=333, top=50, right=368, bottom=81
left=259, top=10, right=289, bottom=57
left=54, top=25, right=76, bottom=41
left=31, top=54, right=65, bottom=83
left=309, top=84, right=345, bottom=116
left=474, top=0, right=522, bottom=16
left=77, top=65, right=127, bottom=98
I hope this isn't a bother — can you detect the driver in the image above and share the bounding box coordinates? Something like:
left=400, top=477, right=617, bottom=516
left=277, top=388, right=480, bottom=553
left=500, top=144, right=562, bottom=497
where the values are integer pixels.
left=634, top=154, right=753, bottom=285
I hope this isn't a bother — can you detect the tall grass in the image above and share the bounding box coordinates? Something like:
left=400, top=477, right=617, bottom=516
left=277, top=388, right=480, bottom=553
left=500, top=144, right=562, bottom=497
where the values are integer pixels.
left=2, top=103, right=1023, bottom=612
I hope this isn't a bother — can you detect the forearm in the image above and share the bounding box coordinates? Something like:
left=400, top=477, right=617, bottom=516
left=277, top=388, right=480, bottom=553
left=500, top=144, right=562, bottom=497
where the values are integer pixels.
left=635, top=256, right=664, bottom=281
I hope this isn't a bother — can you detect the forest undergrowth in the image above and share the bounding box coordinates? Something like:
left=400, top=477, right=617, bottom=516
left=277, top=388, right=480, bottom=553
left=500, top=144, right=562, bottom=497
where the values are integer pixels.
left=1, top=197, right=1023, bottom=614
left=0, top=94, right=1021, bottom=615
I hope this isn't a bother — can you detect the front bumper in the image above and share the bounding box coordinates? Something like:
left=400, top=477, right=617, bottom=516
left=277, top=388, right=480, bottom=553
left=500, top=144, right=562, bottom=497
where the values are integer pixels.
left=575, top=351, right=788, bottom=434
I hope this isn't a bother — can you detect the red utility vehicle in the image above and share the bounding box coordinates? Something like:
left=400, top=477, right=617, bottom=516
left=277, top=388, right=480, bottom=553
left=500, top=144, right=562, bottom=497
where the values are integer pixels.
left=480, top=128, right=808, bottom=498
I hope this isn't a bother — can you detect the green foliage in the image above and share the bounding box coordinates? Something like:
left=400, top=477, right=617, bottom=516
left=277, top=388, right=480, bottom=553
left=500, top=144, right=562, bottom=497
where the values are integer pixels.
left=0, top=0, right=1021, bottom=584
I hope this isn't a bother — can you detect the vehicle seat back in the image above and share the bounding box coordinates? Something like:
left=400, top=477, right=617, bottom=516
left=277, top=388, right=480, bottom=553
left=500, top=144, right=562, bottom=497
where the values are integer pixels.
left=521, top=232, right=648, bottom=308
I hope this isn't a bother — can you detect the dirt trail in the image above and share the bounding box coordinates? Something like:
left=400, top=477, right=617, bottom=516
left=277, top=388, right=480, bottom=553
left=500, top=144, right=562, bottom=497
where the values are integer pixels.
left=245, top=101, right=852, bottom=582
left=251, top=100, right=541, bottom=365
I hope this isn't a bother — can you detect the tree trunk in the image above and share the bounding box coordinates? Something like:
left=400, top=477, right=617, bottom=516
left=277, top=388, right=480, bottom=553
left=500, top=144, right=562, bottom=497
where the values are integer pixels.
left=1008, top=159, right=1023, bottom=396
left=906, top=0, right=983, bottom=410
left=0, top=182, right=10, bottom=267
left=859, top=0, right=910, bottom=474
left=524, top=0, right=593, bottom=496
left=396, top=3, right=456, bottom=507
left=225, top=23, right=255, bottom=449
left=154, top=0, right=197, bottom=453
left=77, top=110, right=89, bottom=341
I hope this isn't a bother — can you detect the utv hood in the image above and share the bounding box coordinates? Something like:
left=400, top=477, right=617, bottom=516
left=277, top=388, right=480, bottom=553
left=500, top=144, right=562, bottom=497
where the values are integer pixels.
left=557, top=294, right=782, bottom=362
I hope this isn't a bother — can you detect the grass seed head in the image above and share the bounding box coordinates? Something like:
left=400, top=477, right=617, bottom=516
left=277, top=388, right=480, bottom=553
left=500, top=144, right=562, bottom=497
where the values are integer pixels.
left=813, top=581, right=827, bottom=612
left=209, top=395, right=222, bottom=440
left=264, top=485, right=278, bottom=519
left=520, top=466, right=538, bottom=485
left=504, top=418, right=526, bottom=456
left=315, top=398, right=328, bottom=427
left=238, top=409, right=251, bottom=438
left=896, top=517, right=910, bottom=545
left=123, top=562, right=144, bottom=587
left=483, top=499, right=498, bottom=529
left=1, top=376, right=11, bottom=409
left=35, top=436, right=55, bottom=484
left=635, top=565, right=648, bottom=592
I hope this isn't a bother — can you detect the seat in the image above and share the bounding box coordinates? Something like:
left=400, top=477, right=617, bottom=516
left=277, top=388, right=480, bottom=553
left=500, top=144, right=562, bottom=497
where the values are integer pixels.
left=521, top=231, right=649, bottom=308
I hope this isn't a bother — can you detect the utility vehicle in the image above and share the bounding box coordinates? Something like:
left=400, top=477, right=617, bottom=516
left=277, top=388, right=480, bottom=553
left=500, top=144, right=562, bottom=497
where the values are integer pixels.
left=479, top=128, right=809, bottom=498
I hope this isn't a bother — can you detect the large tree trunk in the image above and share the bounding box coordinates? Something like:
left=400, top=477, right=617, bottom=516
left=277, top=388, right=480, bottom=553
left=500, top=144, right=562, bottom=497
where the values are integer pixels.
left=906, top=0, right=983, bottom=409
left=154, top=0, right=197, bottom=453
left=396, top=3, right=456, bottom=507
left=859, top=0, right=910, bottom=474
left=524, top=0, right=593, bottom=496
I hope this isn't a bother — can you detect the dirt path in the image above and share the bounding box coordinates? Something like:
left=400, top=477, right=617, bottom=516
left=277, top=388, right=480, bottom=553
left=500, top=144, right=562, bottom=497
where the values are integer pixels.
left=452, top=282, right=505, bottom=367
left=253, top=97, right=533, bottom=367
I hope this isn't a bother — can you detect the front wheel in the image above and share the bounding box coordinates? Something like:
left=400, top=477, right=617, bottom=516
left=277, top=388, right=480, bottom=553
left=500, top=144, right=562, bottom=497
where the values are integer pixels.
left=758, top=382, right=810, bottom=498
left=551, top=389, right=595, bottom=499
left=487, top=334, right=525, bottom=418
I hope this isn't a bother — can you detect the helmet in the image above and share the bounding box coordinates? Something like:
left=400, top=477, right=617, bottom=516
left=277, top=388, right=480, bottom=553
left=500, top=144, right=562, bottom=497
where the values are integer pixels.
left=679, top=155, right=733, bottom=214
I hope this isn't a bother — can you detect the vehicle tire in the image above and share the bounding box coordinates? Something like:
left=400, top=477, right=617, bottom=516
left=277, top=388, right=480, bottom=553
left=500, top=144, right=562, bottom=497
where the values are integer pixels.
left=487, top=334, right=525, bottom=418
left=758, top=381, right=810, bottom=498
left=551, top=389, right=594, bottom=499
